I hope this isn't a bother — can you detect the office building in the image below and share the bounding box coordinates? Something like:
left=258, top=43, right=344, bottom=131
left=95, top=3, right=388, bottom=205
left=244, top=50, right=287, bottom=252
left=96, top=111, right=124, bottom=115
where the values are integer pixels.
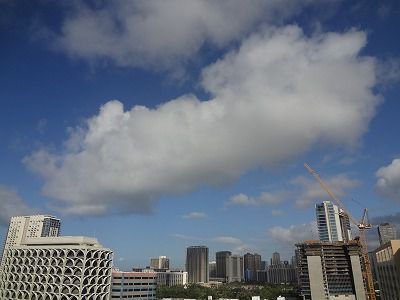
left=296, top=240, right=366, bottom=300
left=265, top=263, right=297, bottom=284
left=271, top=252, right=281, bottom=266
left=374, top=240, right=400, bottom=300
left=209, top=261, right=216, bottom=278
left=244, top=253, right=261, bottom=282
left=157, top=270, right=188, bottom=287
left=216, top=251, right=231, bottom=279
left=226, top=254, right=244, bottom=283
left=3, top=215, right=61, bottom=251
left=0, top=236, right=113, bottom=299
left=315, top=201, right=352, bottom=242
left=110, top=271, right=157, bottom=300
left=377, top=223, right=397, bottom=245
left=150, top=256, right=170, bottom=270
left=186, top=246, right=209, bottom=283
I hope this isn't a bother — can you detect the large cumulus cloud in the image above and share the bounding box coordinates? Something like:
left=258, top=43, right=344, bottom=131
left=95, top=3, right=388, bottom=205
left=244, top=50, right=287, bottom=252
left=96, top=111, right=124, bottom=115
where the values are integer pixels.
left=53, top=0, right=334, bottom=74
left=24, top=26, right=380, bottom=216
left=0, top=185, right=32, bottom=226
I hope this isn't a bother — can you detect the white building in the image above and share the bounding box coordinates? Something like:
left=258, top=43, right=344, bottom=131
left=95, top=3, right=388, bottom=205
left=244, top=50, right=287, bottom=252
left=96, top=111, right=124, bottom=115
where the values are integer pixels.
left=3, top=215, right=61, bottom=251
left=0, top=236, right=113, bottom=300
left=110, top=271, right=157, bottom=300
left=157, top=270, right=188, bottom=286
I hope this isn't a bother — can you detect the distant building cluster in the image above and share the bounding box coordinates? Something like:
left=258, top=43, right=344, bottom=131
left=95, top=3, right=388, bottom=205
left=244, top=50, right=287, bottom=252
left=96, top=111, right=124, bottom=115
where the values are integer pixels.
left=0, top=204, right=399, bottom=300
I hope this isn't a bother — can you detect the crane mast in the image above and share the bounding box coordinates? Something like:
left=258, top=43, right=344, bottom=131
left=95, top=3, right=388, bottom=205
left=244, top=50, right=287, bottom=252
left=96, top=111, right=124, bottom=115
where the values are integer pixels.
left=304, top=163, right=376, bottom=300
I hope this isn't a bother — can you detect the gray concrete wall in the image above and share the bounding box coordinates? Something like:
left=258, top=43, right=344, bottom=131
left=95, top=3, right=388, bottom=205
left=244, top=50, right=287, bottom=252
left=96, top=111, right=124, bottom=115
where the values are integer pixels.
left=307, top=256, right=326, bottom=300
left=350, top=255, right=367, bottom=300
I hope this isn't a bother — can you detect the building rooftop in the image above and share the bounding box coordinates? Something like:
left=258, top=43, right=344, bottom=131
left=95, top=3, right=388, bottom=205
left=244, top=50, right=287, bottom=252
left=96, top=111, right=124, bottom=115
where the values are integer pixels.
left=21, top=236, right=103, bottom=247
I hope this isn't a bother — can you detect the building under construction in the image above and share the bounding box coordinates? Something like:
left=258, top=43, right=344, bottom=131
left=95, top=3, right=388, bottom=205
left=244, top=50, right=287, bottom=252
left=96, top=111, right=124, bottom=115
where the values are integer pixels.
left=296, top=240, right=366, bottom=300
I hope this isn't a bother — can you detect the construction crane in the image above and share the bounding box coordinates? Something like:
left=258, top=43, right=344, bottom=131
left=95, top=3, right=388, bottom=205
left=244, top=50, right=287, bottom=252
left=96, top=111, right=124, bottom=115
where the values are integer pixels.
left=304, top=163, right=376, bottom=300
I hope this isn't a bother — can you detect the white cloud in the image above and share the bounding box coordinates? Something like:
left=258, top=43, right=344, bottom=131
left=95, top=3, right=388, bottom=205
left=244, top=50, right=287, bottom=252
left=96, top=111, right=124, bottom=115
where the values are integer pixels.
left=293, top=174, right=360, bottom=208
left=0, top=185, right=32, bottom=226
left=376, top=159, right=400, bottom=201
left=182, top=212, right=207, bottom=219
left=271, top=209, right=284, bottom=216
left=212, top=236, right=242, bottom=245
left=25, top=25, right=379, bottom=216
left=228, top=194, right=257, bottom=206
left=52, top=0, right=332, bottom=74
left=227, top=191, right=286, bottom=207
left=269, top=222, right=318, bottom=244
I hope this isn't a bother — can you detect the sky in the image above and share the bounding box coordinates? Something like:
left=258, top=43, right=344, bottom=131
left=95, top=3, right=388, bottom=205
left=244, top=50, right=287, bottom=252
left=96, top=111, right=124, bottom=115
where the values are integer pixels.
left=1, top=0, right=400, bottom=271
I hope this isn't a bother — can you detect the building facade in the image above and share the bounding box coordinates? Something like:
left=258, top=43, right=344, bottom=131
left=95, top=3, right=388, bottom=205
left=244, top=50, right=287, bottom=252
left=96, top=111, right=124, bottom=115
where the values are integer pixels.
left=186, top=246, right=209, bottom=284
left=315, top=201, right=352, bottom=242
left=110, top=271, right=157, bottom=300
left=216, top=251, right=231, bottom=279
left=226, top=255, right=244, bottom=283
left=156, top=270, right=188, bottom=287
left=244, top=253, right=261, bottom=282
left=0, top=236, right=113, bottom=300
left=377, top=223, right=397, bottom=246
left=296, top=240, right=366, bottom=300
left=3, top=215, right=61, bottom=252
left=150, top=256, right=170, bottom=270
left=374, top=240, right=400, bottom=300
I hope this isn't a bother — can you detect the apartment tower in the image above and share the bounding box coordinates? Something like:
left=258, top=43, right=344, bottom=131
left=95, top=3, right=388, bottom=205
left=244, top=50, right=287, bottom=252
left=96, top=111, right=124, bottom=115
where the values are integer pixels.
left=186, top=246, right=209, bottom=283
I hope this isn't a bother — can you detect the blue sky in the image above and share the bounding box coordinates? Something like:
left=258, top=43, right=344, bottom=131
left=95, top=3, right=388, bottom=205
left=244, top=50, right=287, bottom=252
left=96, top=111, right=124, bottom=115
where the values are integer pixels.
left=1, top=0, right=400, bottom=270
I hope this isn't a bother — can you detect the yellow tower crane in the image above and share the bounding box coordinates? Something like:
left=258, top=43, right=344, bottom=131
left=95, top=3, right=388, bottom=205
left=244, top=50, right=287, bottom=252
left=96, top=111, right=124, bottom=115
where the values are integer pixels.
left=304, top=163, right=376, bottom=300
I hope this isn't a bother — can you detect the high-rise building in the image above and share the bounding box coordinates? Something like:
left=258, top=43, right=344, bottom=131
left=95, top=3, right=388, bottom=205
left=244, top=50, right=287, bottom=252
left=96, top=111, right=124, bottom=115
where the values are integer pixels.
left=226, top=254, right=244, bottom=283
left=377, top=223, right=397, bottom=245
left=244, top=253, right=261, bottom=282
left=271, top=252, right=281, bottom=266
left=296, top=240, right=366, bottom=300
left=110, top=271, right=157, bottom=300
left=186, top=246, right=208, bottom=283
left=209, top=261, right=216, bottom=278
left=216, top=251, right=231, bottom=279
left=374, top=240, right=400, bottom=300
left=0, top=236, right=113, bottom=299
left=150, top=255, right=170, bottom=270
left=315, top=201, right=352, bottom=242
left=2, top=215, right=61, bottom=252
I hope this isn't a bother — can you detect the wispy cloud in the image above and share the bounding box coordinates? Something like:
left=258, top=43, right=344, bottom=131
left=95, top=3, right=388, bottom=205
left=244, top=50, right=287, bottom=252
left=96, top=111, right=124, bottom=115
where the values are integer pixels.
left=227, top=191, right=287, bottom=207
left=182, top=212, right=207, bottom=219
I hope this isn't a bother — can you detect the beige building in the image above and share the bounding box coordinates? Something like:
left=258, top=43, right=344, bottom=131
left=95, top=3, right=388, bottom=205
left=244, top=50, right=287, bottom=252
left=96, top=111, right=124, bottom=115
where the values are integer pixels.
left=374, top=240, right=400, bottom=300
left=3, top=215, right=61, bottom=252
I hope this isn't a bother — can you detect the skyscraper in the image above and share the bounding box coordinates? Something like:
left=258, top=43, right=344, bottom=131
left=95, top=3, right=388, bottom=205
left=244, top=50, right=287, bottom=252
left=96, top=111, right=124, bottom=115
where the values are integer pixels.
left=244, top=253, right=261, bottom=282
left=3, top=215, right=61, bottom=251
left=377, top=223, right=397, bottom=245
left=271, top=252, right=281, bottom=266
left=315, top=201, right=352, bottom=242
left=186, top=246, right=208, bottom=283
left=216, top=251, right=231, bottom=279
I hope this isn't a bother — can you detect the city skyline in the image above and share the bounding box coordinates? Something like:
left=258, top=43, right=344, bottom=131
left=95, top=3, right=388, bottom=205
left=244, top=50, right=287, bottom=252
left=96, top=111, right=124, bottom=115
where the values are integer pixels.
left=1, top=1, right=400, bottom=270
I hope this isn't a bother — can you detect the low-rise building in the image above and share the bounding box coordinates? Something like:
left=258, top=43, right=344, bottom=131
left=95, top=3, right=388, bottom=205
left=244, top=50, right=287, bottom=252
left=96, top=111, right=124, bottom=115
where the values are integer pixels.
left=110, top=271, right=157, bottom=300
